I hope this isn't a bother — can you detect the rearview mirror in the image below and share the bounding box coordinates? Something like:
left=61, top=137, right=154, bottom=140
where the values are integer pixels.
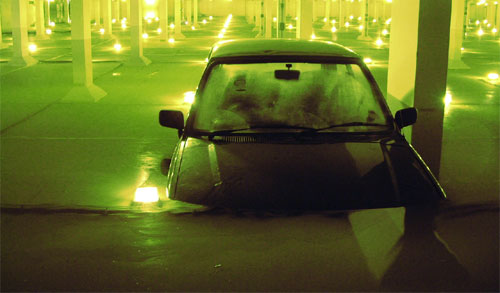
left=159, top=110, right=184, bottom=137
left=275, top=70, right=300, bottom=80
left=395, top=107, right=417, bottom=129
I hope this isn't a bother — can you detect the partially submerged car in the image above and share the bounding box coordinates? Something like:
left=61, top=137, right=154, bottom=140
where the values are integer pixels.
left=159, top=39, right=446, bottom=210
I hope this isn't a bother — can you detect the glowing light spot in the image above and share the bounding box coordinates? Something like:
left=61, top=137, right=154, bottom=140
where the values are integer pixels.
left=295, top=17, right=298, bottom=20
left=168, top=38, right=175, bottom=43
left=202, top=19, right=207, bottom=24
left=373, top=19, right=377, bottom=23
left=461, top=47, right=464, bottom=51
left=311, top=33, right=316, bottom=39
left=273, top=17, right=277, bottom=22
left=324, top=18, right=328, bottom=22
left=121, top=23, right=127, bottom=29
left=49, top=21, right=55, bottom=27
left=114, top=43, right=122, bottom=51
left=157, top=28, right=162, bottom=33
left=288, top=24, right=293, bottom=29
left=112, top=72, right=121, bottom=76
left=358, top=25, right=364, bottom=31
left=112, top=18, right=116, bottom=23
left=375, top=38, right=383, bottom=46
left=184, top=21, right=189, bottom=25
left=487, top=23, right=491, bottom=27
left=147, top=19, right=152, bottom=24
left=349, top=15, right=354, bottom=20
left=331, top=19, right=336, bottom=24
left=221, top=28, right=226, bottom=33
left=444, top=92, right=452, bottom=105
left=155, top=17, right=159, bottom=21
left=492, top=28, right=498, bottom=33
left=134, top=187, right=159, bottom=203
left=382, top=29, right=389, bottom=36
left=487, top=72, right=499, bottom=80
left=385, top=18, right=392, bottom=25
left=477, top=28, right=484, bottom=36
left=358, top=16, right=362, bottom=21
left=218, top=33, right=224, bottom=38
left=204, top=57, right=208, bottom=62
left=184, top=91, right=196, bottom=104
left=170, top=23, right=175, bottom=29
left=483, top=19, right=488, bottom=24
left=363, top=57, right=373, bottom=64
left=475, top=20, right=480, bottom=25
left=345, top=22, right=350, bottom=27
left=45, top=28, right=52, bottom=35
left=191, top=26, right=196, bottom=30
left=28, top=44, right=37, bottom=52
left=121, top=18, right=127, bottom=23
left=209, top=16, right=213, bottom=20
left=331, top=26, right=337, bottom=33
left=386, top=0, right=392, bottom=2
left=142, top=33, right=149, bottom=38
left=99, top=28, right=105, bottom=34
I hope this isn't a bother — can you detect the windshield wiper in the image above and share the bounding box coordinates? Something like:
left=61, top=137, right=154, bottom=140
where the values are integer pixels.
left=207, top=124, right=316, bottom=139
left=306, top=122, right=388, bottom=132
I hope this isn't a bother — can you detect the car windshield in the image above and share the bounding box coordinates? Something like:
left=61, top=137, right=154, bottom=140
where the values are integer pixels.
left=193, top=62, right=390, bottom=133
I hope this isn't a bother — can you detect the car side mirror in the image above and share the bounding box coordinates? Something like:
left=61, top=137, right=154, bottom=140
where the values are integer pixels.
left=159, top=110, right=184, bottom=137
left=395, top=107, right=417, bottom=129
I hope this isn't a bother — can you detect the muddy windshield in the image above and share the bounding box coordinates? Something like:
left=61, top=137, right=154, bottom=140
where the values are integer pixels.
left=193, top=62, right=390, bottom=133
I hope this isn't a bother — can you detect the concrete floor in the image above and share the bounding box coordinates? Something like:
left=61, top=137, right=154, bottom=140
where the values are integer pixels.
left=1, top=17, right=499, bottom=291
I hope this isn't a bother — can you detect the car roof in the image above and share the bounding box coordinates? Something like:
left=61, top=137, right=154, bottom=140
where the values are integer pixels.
left=209, top=39, right=360, bottom=59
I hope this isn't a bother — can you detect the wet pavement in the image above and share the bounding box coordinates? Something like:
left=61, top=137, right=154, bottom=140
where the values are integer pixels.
left=1, top=16, right=499, bottom=291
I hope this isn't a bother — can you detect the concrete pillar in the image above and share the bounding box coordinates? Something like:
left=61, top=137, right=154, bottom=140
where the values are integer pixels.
left=264, top=0, right=273, bottom=37
left=277, top=0, right=285, bottom=37
left=312, top=0, right=316, bottom=21
left=126, top=0, right=130, bottom=20
left=45, top=0, right=51, bottom=26
left=323, top=0, right=331, bottom=28
left=186, top=0, right=192, bottom=24
left=247, top=0, right=255, bottom=24
left=159, top=0, right=168, bottom=40
left=387, top=0, right=452, bottom=176
left=174, top=0, right=185, bottom=38
left=101, top=0, right=113, bottom=36
left=64, top=0, right=106, bottom=102
left=35, top=0, right=48, bottom=40
left=357, top=0, right=370, bottom=39
left=193, top=0, right=198, bottom=26
left=94, top=0, right=101, bottom=25
left=296, top=0, right=312, bottom=39
left=254, top=0, right=263, bottom=33
left=448, top=0, right=468, bottom=69
left=113, top=0, right=120, bottom=21
left=338, top=0, right=343, bottom=28
left=64, top=0, right=70, bottom=23
left=9, top=0, right=38, bottom=67
left=127, top=0, right=151, bottom=65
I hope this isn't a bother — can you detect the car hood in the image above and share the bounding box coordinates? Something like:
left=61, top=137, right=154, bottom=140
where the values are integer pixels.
left=171, top=137, right=441, bottom=209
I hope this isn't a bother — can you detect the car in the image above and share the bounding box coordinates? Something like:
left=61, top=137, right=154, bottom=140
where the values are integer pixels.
left=159, top=39, right=446, bottom=210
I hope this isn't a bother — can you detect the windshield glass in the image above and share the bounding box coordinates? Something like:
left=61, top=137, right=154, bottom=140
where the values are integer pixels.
left=193, top=62, right=390, bottom=133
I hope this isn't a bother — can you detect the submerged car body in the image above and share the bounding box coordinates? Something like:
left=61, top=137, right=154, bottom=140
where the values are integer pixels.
left=160, top=39, right=446, bottom=210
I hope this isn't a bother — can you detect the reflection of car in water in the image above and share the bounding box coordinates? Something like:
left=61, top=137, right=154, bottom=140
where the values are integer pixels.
left=160, top=39, right=445, bottom=210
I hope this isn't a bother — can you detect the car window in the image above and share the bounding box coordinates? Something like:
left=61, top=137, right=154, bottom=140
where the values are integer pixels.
left=193, top=62, right=389, bottom=132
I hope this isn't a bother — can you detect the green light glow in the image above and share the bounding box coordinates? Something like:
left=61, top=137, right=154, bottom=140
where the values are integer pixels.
left=382, top=29, right=389, bottom=36
left=375, top=38, right=384, bottom=46
left=45, top=28, right=52, bottom=35
left=363, top=57, right=373, bottom=64
left=142, top=33, right=149, bottom=39
left=114, top=43, right=122, bottom=51
left=28, top=44, right=37, bottom=52
left=487, top=73, right=499, bottom=80
left=134, top=187, right=159, bottom=203
left=99, top=28, right=105, bottom=34
left=345, top=22, right=350, bottom=27
left=157, top=28, right=162, bottom=33
left=168, top=38, right=175, bottom=43
left=331, top=26, right=337, bottom=33
left=477, top=28, right=484, bottom=36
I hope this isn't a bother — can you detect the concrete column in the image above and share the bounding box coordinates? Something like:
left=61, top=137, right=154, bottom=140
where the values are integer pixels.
left=448, top=0, right=468, bottom=69
left=254, top=0, right=262, bottom=33
left=186, top=0, right=192, bottom=24
left=264, top=0, right=273, bottom=37
left=387, top=0, right=452, bottom=176
left=174, top=0, right=185, bottom=38
left=127, top=0, right=151, bottom=65
left=323, top=0, right=330, bottom=28
left=357, top=0, right=370, bottom=39
left=45, top=0, right=51, bottom=26
left=101, top=0, right=113, bottom=36
left=35, top=0, right=48, bottom=40
left=193, top=0, right=198, bottom=26
left=487, top=2, right=495, bottom=26
left=94, top=0, right=101, bottom=25
left=64, top=0, right=70, bottom=23
left=159, top=0, right=168, bottom=40
left=64, top=0, right=106, bottom=102
left=9, top=0, right=38, bottom=67
left=312, top=0, right=316, bottom=21
left=126, top=0, right=130, bottom=20
left=113, top=0, right=120, bottom=21
left=277, top=0, right=285, bottom=37
left=247, top=0, right=255, bottom=24
left=296, top=0, right=312, bottom=39
left=338, top=0, right=343, bottom=28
